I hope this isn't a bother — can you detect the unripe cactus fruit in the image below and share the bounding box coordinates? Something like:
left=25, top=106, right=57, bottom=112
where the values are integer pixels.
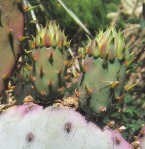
left=77, top=26, right=134, bottom=117
left=0, top=102, right=133, bottom=149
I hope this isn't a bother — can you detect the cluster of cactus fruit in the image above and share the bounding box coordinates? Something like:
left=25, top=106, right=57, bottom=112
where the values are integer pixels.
left=0, top=0, right=144, bottom=148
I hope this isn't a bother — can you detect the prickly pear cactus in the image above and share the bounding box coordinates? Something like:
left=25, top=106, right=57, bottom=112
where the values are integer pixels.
left=0, top=0, right=24, bottom=96
left=0, top=102, right=133, bottom=149
left=29, top=21, right=71, bottom=101
left=77, top=26, right=134, bottom=117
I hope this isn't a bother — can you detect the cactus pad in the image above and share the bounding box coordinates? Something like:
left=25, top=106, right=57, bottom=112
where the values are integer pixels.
left=0, top=102, right=133, bottom=149
left=0, top=0, right=24, bottom=95
left=77, top=27, right=134, bottom=117
left=31, top=46, right=68, bottom=101
left=29, top=21, right=71, bottom=101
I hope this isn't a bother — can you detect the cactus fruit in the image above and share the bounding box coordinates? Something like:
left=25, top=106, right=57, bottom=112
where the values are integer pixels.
left=0, top=0, right=24, bottom=96
left=29, top=21, right=72, bottom=101
left=0, top=102, right=133, bottom=149
left=77, top=26, right=134, bottom=117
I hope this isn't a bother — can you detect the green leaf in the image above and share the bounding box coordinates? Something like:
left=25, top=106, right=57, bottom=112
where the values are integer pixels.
left=57, top=0, right=92, bottom=37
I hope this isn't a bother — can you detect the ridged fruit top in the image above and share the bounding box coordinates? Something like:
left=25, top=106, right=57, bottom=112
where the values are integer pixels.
left=29, top=21, right=70, bottom=49
left=81, top=26, right=134, bottom=65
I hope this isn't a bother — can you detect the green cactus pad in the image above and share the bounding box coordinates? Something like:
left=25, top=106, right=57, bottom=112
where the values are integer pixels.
left=0, top=0, right=24, bottom=95
left=78, top=56, right=126, bottom=117
left=77, top=27, right=133, bottom=117
left=31, top=46, right=68, bottom=101
left=28, top=21, right=73, bottom=101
